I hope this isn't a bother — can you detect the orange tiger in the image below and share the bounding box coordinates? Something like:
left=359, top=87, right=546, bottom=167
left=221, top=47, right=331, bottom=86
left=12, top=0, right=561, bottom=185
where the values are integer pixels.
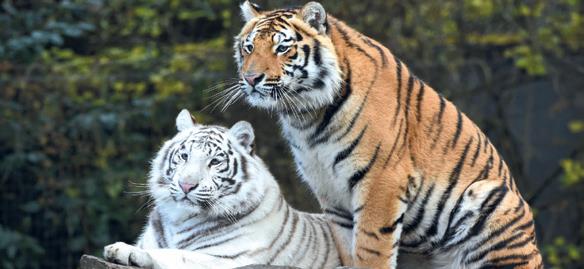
left=232, top=1, right=543, bottom=268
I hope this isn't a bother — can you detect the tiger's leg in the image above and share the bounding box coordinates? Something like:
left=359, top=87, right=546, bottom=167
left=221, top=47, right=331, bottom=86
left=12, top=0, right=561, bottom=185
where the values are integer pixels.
left=463, top=192, right=542, bottom=268
left=351, top=173, right=409, bottom=269
left=104, top=242, right=256, bottom=269
left=329, top=222, right=354, bottom=266
left=446, top=180, right=543, bottom=269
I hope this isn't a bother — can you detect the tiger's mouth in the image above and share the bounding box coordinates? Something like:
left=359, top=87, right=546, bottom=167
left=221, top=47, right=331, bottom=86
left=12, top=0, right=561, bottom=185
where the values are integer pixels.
left=241, top=85, right=282, bottom=109
left=240, top=81, right=311, bottom=112
left=174, top=194, right=215, bottom=209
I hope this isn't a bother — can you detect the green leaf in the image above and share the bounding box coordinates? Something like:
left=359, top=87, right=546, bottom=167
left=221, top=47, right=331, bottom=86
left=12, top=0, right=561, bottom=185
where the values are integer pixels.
left=568, top=120, right=584, bottom=133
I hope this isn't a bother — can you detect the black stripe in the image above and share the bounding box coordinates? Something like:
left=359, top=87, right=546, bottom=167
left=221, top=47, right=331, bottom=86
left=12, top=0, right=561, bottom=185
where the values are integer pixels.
left=335, top=91, right=371, bottom=142
left=407, top=176, right=425, bottom=209
left=295, top=31, right=303, bottom=41
left=240, top=155, right=249, bottom=181
left=430, top=94, right=447, bottom=149
left=437, top=94, right=446, bottom=121
left=267, top=212, right=299, bottom=263
left=457, top=184, right=509, bottom=246
left=160, top=140, right=179, bottom=171
left=382, top=118, right=405, bottom=169
left=391, top=55, right=403, bottom=126
left=361, top=228, right=380, bottom=240
left=359, top=246, right=381, bottom=256
left=301, top=45, right=311, bottom=68
left=348, top=143, right=381, bottom=190
left=450, top=109, right=464, bottom=149
left=413, top=80, right=425, bottom=123
left=426, top=138, right=474, bottom=238
left=331, top=20, right=378, bottom=64
left=248, top=205, right=290, bottom=256
left=333, top=126, right=368, bottom=169
left=480, top=252, right=535, bottom=268
left=312, top=78, right=325, bottom=89
left=468, top=202, right=525, bottom=253
left=151, top=210, right=168, bottom=248
left=220, top=176, right=236, bottom=185
left=273, top=16, right=291, bottom=27
left=405, top=73, right=415, bottom=120
left=177, top=198, right=264, bottom=248
left=316, top=220, right=331, bottom=269
left=324, top=208, right=353, bottom=222
left=478, top=261, right=530, bottom=269
left=192, top=234, right=242, bottom=251
left=402, top=182, right=435, bottom=235
left=471, top=130, right=482, bottom=167
left=293, top=219, right=311, bottom=262
left=361, top=36, right=387, bottom=67
left=473, top=154, right=494, bottom=183
left=305, top=220, right=318, bottom=265
left=498, top=157, right=504, bottom=177
left=313, top=39, right=322, bottom=66
left=308, top=61, right=352, bottom=146
left=332, top=220, right=353, bottom=229
left=209, top=250, right=248, bottom=259
left=379, top=213, right=404, bottom=234
left=507, top=233, right=536, bottom=249
left=465, top=232, right=525, bottom=265
left=513, top=220, right=534, bottom=232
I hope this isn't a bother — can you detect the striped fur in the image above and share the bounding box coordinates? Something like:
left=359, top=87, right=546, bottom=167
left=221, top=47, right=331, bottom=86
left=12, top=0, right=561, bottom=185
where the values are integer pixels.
left=234, top=2, right=543, bottom=269
left=104, top=109, right=340, bottom=269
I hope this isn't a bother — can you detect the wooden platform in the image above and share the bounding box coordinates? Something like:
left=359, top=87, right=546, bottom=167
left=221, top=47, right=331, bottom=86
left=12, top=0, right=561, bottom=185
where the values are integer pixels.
left=79, top=255, right=305, bottom=269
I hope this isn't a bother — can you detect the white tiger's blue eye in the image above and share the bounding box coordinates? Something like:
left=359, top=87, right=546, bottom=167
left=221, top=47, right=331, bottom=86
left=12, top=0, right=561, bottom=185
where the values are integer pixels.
left=180, top=153, right=188, bottom=160
left=209, top=158, right=221, bottom=166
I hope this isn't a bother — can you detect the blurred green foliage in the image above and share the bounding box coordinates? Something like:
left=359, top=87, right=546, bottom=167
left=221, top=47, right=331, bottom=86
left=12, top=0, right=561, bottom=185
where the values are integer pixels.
left=0, top=0, right=583, bottom=268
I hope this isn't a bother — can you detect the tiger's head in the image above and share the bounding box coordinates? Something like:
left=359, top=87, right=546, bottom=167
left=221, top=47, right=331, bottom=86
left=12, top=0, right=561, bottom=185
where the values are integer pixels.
left=149, top=109, right=273, bottom=218
left=234, top=1, right=342, bottom=112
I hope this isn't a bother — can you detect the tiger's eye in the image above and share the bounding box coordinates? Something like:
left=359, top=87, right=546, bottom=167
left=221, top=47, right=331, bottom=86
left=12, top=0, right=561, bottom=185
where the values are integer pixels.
left=276, top=45, right=289, bottom=54
left=181, top=153, right=188, bottom=160
left=245, top=44, right=254, bottom=54
left=209, top=158, right=220, bottom=166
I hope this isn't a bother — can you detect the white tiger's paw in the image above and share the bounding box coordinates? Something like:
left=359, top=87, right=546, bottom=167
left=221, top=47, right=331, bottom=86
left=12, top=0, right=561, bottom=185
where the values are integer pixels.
left=104, top=242, right=154, bottom=268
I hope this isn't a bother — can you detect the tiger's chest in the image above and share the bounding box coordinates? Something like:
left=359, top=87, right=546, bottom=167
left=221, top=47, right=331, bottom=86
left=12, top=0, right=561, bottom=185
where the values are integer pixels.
left=281, top=122, right=354, bottom=210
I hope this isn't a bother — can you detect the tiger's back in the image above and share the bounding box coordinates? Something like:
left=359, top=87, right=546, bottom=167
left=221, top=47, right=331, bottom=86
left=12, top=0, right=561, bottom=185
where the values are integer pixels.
left=234, top=2, right=542, bottom=268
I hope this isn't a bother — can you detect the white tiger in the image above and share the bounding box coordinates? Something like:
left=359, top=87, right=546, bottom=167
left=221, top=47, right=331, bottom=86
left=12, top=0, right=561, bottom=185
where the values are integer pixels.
left=103, top=109, right=341, bottom=269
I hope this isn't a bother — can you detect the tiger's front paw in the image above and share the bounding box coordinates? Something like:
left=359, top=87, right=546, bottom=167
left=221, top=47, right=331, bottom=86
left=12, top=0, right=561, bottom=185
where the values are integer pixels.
left=104, top=242, right=154, bottom=268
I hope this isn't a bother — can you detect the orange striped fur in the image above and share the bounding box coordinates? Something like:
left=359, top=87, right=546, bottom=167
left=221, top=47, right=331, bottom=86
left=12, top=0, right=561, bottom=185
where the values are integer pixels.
left=233, top=2, right=543, bottom=268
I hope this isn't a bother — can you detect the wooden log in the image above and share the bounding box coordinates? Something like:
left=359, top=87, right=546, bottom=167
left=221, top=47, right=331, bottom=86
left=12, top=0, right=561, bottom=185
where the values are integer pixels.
left=79, top=255, right=301, bottom=269
left=79, top=255, right=139, bottom=269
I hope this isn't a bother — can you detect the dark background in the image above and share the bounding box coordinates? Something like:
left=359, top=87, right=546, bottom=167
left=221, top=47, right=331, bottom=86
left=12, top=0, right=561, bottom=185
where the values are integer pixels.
left=1, top=0, right=583, bottom=268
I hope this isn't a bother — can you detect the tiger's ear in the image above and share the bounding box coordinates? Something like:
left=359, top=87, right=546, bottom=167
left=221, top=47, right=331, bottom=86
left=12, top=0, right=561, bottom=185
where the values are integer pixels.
left=176, top=109, right=197, bottom=132
left=300, top=2, right=327, bottom=34
left=229, top=121, right=255, bottom=154
left=240, top=1, right=261, bottom=22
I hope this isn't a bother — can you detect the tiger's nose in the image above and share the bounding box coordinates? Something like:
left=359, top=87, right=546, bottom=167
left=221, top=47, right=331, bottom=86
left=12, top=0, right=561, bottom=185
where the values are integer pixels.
left=179, top=181, right=198, bottom=194
left=243, top=73, right=264, bottom=87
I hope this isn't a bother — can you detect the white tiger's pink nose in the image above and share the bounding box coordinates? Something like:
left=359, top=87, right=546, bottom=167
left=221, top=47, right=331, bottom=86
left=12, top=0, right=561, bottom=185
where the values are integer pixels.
left=179, top=181, right=197, bottom=194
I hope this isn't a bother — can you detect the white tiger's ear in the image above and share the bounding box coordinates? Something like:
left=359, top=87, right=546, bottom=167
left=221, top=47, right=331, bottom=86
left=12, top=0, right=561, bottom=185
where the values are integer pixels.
left=229, top=121, right=255, bottom=154
left=240, top=1, right=260, bottom=22
left=300, top=2, right=327, bottom=34
left=176, top=109, right=197, bottom=132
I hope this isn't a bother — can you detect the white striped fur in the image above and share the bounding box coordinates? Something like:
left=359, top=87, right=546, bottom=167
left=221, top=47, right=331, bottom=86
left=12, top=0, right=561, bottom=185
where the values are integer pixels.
left=104, top=109, right=340, bottom=269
